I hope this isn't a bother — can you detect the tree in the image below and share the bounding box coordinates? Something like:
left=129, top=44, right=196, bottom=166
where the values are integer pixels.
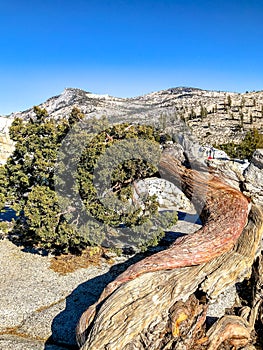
left=0, top=165, right=8, bottom=210
left=77, top=152, right=262, bottom=350
left=4, top=107, right=82, bottom=252
left=241, top=96, right=245, bottom=108
left=214, top=104, right=218, bottom=113
left=76, top=123, right=177, bottom=250
left=239, top=128, right=263, bottom=158
left=239, top=111, right=244, bottom=128
left=3, top=109, right=177, bottom=253
left=6, top=106, right=69, bottom=203
left=227, top=94, right=232, bottom=107
left=200, top=105, right=208, bottom=119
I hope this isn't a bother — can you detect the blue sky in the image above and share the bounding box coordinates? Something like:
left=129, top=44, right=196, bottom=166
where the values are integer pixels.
left=0, top=0, right=263, bottom=115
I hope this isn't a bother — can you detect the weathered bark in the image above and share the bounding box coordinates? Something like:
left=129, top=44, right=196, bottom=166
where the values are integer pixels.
left=76, top=151, right=263, bottom=350
left=206, top=316, right=251, bottom=349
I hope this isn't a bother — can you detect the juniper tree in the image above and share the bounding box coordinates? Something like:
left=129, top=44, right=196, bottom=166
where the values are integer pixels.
left=3, top=109, right=177, bottom=253
left=75, top=123, right=177, bottom=249
left=3, top=107, right=75, bottom=250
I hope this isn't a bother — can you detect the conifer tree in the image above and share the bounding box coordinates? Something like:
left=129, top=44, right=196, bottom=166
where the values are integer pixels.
left=4, top=107, right=75, bottom=251
left=200, top=105, right=208, bottom=119
left=227, top=95, right=232, bottom=107
left=2, top=109, right=177, bottom=253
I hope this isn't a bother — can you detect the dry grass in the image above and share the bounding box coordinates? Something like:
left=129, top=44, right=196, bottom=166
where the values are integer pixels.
left=49, top=247, right=115, bottom=274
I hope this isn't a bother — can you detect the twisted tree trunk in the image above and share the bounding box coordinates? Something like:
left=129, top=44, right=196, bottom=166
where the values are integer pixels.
left=76, top=150, right=263, bottom=350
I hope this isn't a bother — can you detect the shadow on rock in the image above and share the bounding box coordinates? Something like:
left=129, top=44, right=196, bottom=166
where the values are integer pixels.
left=44, top=253, right=151, bottom=349
left=0, top=206, right=17, bottom=222
left=44, top=212, right=201, bottom=349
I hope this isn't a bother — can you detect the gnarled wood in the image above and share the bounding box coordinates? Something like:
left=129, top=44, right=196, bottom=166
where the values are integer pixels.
left=206, top=315, right=251, bottom=349
left=76, top=151, right=263, bottom=350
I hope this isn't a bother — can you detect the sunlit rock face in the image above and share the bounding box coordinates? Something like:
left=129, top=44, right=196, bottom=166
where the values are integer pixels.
left=0, top=116, right=15, bottom=164
left=244, top=149, right=263, bottom=204
left=135, top=177, right=194, bottom=211
left=1, top=86, right=263, bottom=163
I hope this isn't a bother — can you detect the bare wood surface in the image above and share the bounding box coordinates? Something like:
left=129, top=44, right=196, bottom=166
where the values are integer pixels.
left=76, top=151, right=263, bottom=350
left=206, top=315, right=251, bottom=349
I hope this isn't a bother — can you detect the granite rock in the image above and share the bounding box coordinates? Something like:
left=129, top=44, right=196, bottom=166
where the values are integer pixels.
left=244, top=149, right=263, bottom=204
left=136, top=177, right=194, bottom=210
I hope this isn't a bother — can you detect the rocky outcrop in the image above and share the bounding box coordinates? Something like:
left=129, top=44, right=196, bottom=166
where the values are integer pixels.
left=244, top=149, right=263, bottom=204
left=135, top=177, right=194, bottom=210
left=0, top=116, right=15, bottom=164
left=205, top=158, right=247, bottom=190
left=1, top=86, right=263, bottom=163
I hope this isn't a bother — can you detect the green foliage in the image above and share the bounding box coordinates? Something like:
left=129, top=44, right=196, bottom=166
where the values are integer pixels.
left=23, top=185, right=61, bottom=246
left=0, top=221, right=10, bottom=238
left=7, top=106, right=70, bottom=205
left=77, top=125, right=159, bottom=224
left=0, top=166, right=8, bottom=210
left=76, top=123, right=177, bottom=251
left=4, top=107, right=83, bottom=252
left=215, top=128, right=263, bottom=160
left=3, top=109, right=177, bottom=253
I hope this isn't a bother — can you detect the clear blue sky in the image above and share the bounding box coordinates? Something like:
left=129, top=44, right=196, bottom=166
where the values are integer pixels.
left=0, top=0, right=263, bottom=115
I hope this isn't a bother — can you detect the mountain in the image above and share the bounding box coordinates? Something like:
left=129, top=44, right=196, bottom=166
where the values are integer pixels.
left=0, top=87, right=263, bottom=163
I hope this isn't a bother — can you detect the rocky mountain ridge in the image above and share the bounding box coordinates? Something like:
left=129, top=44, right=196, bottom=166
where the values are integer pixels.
left=0, top=86, right=263, bottom=163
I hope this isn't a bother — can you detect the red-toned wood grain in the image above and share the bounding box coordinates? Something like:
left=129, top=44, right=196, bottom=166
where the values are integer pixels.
left=77, top=152, right=250, bottom=343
